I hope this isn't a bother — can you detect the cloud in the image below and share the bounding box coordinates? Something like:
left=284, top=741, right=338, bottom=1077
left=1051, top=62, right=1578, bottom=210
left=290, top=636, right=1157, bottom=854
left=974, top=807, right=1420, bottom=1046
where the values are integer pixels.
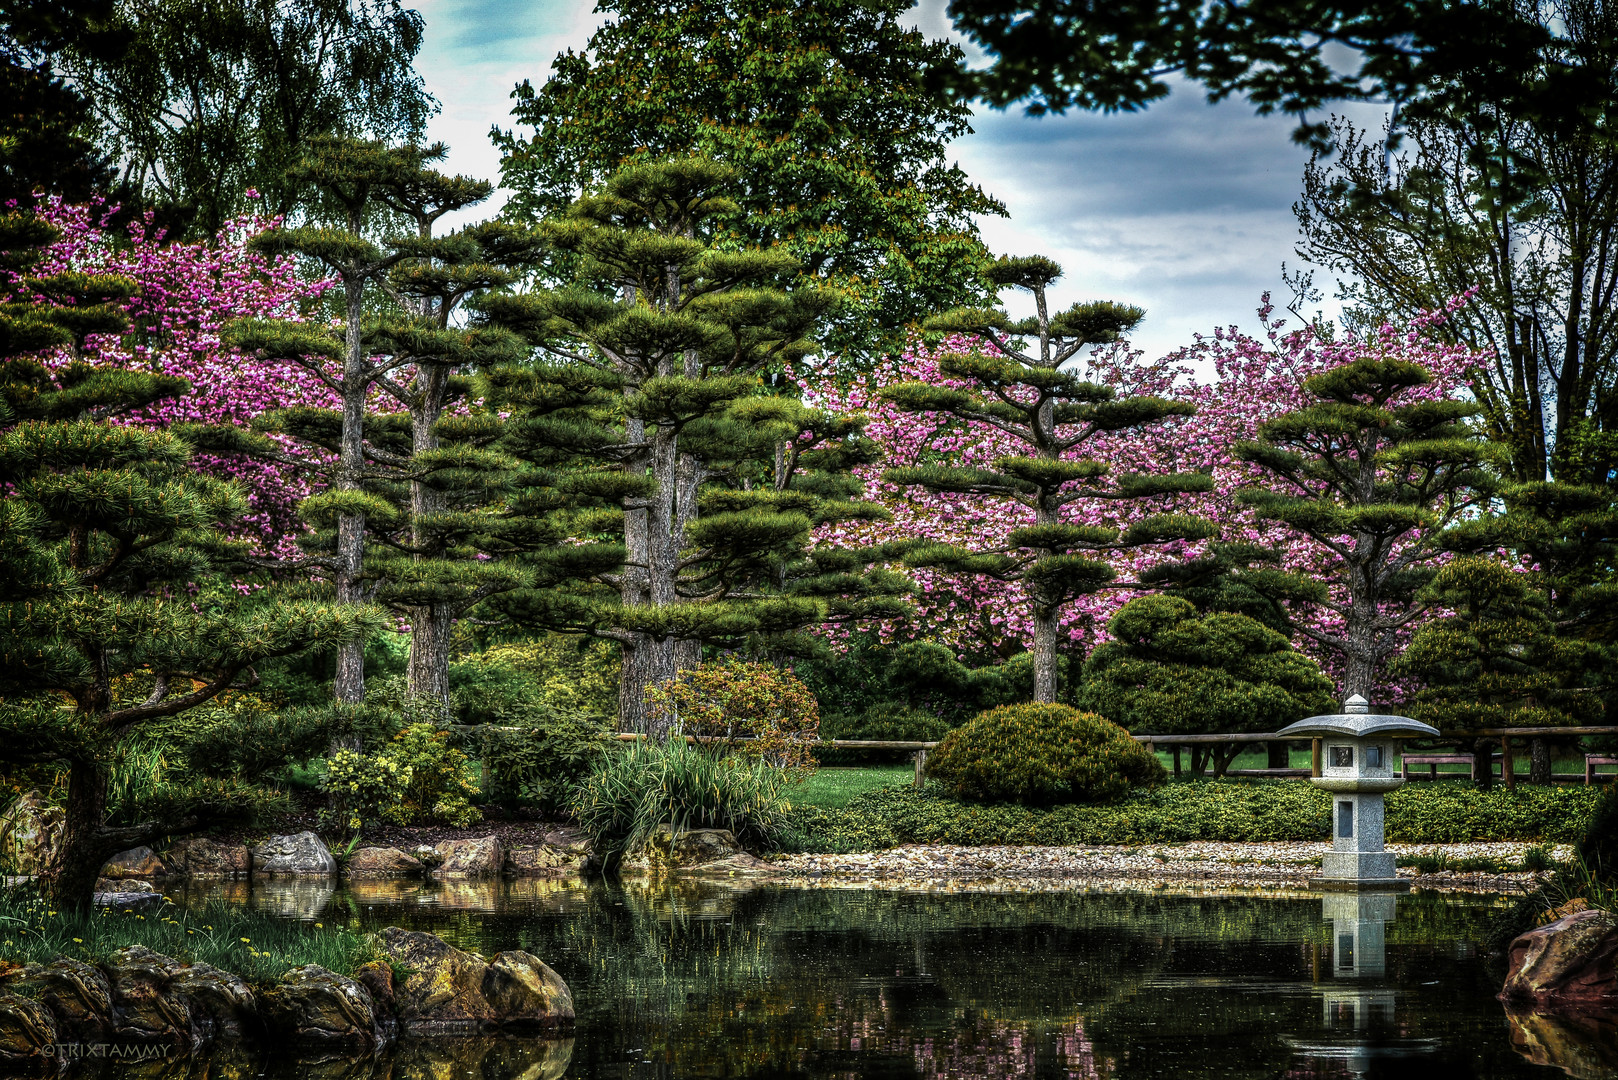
left=411, top=0, right=1385, bottom=360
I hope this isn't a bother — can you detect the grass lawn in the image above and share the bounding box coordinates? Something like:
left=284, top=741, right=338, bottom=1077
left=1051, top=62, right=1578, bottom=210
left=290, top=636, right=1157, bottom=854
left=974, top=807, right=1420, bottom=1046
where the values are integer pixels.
left=792, top=766, right=915, bottom=809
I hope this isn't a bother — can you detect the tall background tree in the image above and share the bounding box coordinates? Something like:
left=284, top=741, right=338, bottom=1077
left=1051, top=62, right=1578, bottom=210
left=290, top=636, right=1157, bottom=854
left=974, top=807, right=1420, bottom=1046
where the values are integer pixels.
left=0, top=210, right=376, bottom=909
left=492, top=0, right=1005, bottom=363
left=1234, top=347, right=1497, bottom=699
left=880, top=256, right=1217, bottom=703
left=1295, top=0, right=1618, bottom=487
left=479, top=158, right=912, bottom=735
left=46, top=0, right=436, bottom=235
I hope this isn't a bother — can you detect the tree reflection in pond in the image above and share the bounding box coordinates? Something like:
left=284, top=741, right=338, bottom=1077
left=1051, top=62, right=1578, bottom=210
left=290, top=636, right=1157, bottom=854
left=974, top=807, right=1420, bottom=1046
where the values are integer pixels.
left=166, top=878, right=1561, bottom=1078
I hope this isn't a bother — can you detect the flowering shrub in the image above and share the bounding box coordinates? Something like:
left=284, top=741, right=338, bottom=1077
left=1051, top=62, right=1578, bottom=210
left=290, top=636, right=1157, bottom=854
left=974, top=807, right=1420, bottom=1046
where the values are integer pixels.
left=318, top=723, right=480, bottom=833
left=926, top=704, right=1165, bottom=806
left=645, top=659, right=821, bottom=775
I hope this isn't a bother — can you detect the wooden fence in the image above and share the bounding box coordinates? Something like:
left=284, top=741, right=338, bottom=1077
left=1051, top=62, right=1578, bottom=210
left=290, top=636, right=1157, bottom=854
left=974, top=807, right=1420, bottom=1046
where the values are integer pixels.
left=461, top=726, right=1618, bottom=791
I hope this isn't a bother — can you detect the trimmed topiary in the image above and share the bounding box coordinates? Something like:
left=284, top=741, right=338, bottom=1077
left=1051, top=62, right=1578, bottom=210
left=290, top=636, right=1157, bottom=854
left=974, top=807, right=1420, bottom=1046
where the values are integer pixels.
left=925, top=703, right=1165, bottom=806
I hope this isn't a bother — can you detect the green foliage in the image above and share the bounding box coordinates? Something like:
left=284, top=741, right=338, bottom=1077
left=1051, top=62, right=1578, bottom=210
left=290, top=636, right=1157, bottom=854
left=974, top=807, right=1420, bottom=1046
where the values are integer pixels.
left=778, top=778, right=1600, bottom=853
left=1399, top=556, right=1604, bottom=734
left=51, top=0, right=437, bottom=234
left=1577, top=782, right=1618, bottom=876
left=448, top=635, right=620, bottom=726
left=818, top=703, right=954, bottom=764
left=492, top=0, right=1002, bottom=361
left=1080, top=595, right=1335, bottom=734
left=926, top=703, right=1166, bottom=807
left=479, top=705, right=613, bottom=814
left=570, top=740, right=791, bottom=863
left=793, top=634, right=1048, bottom=724
left=319, top=723, right=480, bottom=834
left=645, top=659, right=820, bottom=773
left=0, top=892, right=380, bottom=986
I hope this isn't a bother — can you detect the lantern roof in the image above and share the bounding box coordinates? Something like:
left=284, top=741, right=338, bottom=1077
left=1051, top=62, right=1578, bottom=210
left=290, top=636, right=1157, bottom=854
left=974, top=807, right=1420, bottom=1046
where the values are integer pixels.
left=1276, top=694, right=1439, bottom=739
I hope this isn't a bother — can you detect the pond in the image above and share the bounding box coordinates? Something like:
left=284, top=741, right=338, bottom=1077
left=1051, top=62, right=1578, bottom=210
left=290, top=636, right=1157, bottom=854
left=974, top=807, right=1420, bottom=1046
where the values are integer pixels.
left=157, top=876, right=1602, bottom=1080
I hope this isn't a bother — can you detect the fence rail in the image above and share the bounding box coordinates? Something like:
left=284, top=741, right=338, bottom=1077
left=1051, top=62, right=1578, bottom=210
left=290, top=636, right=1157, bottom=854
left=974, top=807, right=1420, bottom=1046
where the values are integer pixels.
left=456, top=724, right=1617, bottom=790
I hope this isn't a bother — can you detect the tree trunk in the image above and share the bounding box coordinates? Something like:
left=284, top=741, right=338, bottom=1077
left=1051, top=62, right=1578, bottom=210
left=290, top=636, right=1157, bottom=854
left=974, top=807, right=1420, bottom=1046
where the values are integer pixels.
left=1267, top=741, right=1290, bottom=769
left=406, top=605, right=455, bottom=714
left=333, top=281, right=370, bottom=707
left=1529, top=736, right=1551, bottom=785
left=619, top=633, right=678, bottom=739
left=1031, top=611, right=1059, bottom=703
left=50, top=760, right=111, bottom=913
left=1473, top=737, right=1496, bottom=790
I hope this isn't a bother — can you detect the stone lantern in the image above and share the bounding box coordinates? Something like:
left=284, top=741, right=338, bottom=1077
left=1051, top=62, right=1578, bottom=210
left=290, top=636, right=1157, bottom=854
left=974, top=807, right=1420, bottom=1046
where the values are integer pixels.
left=1277, top=695, right=1438, bottom=888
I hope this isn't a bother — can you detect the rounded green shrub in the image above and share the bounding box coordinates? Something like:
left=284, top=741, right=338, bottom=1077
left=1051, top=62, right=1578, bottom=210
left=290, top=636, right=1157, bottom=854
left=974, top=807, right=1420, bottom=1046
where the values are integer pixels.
left=926, top=703, right=1165, bottom=806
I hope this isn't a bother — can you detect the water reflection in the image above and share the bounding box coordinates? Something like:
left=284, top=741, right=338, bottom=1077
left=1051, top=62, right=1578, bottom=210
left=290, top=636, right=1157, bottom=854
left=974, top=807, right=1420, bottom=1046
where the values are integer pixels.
left=157, top=878, right=1551, bottom=1078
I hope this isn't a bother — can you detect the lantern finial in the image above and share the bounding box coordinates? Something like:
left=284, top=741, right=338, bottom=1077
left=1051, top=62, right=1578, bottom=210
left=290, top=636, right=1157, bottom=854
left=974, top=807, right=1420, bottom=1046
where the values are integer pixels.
left=1344, top=694, right=1369, bottom=714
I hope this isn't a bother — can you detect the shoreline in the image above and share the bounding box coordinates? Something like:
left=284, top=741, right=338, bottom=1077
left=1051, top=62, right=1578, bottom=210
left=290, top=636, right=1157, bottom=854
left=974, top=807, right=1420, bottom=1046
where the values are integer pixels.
left=764, top=840, right=1569, bottom=895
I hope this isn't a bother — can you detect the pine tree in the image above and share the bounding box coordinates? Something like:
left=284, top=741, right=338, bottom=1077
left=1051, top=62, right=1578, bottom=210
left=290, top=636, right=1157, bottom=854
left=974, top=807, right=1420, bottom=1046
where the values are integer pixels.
left=1079, top=594, right=1335, bottom=776
left=1233, top=357, right=1498, bottom=699
left=879, top=256, right=1217, bottom=703
left=0, top=210, right=377, bottom=909
left=200, top=137, right=541, bottom=708
left=478, top=158, right=912, bottom=736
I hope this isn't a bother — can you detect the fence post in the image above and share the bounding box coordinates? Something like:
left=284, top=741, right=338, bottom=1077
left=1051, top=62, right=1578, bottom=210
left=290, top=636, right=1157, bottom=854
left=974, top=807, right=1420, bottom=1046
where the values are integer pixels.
left=1172, top=745, right=1182, bottom=777
left=1503, top=735, right=1515, bottom=789
left=913, top=748, right=928, bottom=788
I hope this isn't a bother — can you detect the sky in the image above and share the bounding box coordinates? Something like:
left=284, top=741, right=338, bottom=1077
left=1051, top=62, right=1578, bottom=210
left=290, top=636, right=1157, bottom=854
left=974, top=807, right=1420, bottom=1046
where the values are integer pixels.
left=409, top=0, right=1379, bottom=362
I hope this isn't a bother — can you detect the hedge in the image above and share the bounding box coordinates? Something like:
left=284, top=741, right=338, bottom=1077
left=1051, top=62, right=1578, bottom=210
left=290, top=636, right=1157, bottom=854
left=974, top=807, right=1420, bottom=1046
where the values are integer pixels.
left=776, top=779, right=1600, bottom=853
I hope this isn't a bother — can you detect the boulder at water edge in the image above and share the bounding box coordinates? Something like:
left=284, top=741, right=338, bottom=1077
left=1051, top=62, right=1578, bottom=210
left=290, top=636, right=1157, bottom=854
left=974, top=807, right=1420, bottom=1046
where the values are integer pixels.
left=3, top=958, right=113, bottom=1042
left=105, top=945, right=195, bottom=1046
left=346, top=846, right=425, bottom=878
left=1500, top=908, right=1618, bottom=1007
left=251, top=832, right=337, bottom=877
left=620, top=825, right=780, bottom=877
left=259, top=965, right=387, bottom=1048
left=0, top=791, right=61, bottom=877
left=169, top=962, right=259, bottom=1043
left=100, top=846, right=169, bottom=880
left=0, top=992, right=56, bottom=1063
left=506, top=828, right=590, bottom=877
left=378, top=927, right=573, bottom=1033
left=166, top=837, right=250, bottom=878
left=431, top=836, right=501, bottom=878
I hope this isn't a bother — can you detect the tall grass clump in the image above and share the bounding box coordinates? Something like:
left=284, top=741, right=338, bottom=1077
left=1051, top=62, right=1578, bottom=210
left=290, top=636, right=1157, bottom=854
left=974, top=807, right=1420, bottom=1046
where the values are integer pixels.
left=0, top=890, right=379, bottom=984
left=570, top=739, right=792, bottom=865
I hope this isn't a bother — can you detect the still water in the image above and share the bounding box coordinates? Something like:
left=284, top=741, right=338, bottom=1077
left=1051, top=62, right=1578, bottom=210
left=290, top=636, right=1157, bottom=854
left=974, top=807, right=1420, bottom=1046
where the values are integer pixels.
left=162, top=876, right=1606, bottom=1080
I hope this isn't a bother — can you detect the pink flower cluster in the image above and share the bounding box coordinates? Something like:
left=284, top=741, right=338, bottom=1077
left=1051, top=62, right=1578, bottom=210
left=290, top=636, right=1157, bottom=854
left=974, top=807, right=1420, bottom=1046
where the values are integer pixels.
left=21, top=198, right=339, bottom=554
left=799, top=295, right=1485, bottom=697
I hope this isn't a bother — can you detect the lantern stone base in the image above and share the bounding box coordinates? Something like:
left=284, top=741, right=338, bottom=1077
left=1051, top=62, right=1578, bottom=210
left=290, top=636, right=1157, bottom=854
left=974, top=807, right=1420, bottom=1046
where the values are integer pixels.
left=1323, top=851, right=1398, bottom=880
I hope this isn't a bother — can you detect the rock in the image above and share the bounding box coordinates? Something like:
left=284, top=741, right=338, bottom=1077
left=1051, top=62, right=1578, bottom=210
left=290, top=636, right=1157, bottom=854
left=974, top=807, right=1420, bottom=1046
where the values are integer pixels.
left=352, top=959, right=396, bottom=1024
left=481, top=951, right=575, bottom=1030
left=105, top=945, right=195, bottom=1045
left=0, top=791, right=62, bottom=877
left=251, top=831, right=336, bottom=877
left=505, top=838, right=588, bottom=878
left=1501, top=908, right=1618, bottom=1007
left=377, top=927, right=573, bottom=1034
left=346, top=846, right=424, bottom=877
left=166, top=837, right=250, bottom=878
left=0, top=992, right=56, bottom=1062
left=168, top=961, right=258, bottom=1043
left=392, top=1034, right=575, bottom=1080
left=100, top=846, right=169, bottom=880
left=259, top=965, right=385, bottom=1048
left=621, top=825, right=771, bottom=874
left=4, top=958, right=113, bottom=1041
left=96, top=877, right=153, bottom=894
left=1504, top=1003, right=1618, bottom=1080
left=93, top=890, right=165, bottom=913
left=432, top=836, right=501, bottom=878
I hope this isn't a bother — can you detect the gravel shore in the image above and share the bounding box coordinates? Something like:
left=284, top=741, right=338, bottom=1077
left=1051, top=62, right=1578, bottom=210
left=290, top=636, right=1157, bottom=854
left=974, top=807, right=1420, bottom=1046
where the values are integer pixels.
left=767, top=840, right=1570, bottom=894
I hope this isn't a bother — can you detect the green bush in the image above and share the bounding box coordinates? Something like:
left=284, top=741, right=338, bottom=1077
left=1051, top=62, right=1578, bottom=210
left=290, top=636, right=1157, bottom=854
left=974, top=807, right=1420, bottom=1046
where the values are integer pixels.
left=817, top=704, right=953, bottom=764
left=926, top=703, right=1165, bottom=806
left=776, top=779, right=1600, bottom=854
left=479, top=704, right=614, bottom=813
left=570, top=740, right=791, bottom=863
left=319, top=723, right=480, bottom=834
